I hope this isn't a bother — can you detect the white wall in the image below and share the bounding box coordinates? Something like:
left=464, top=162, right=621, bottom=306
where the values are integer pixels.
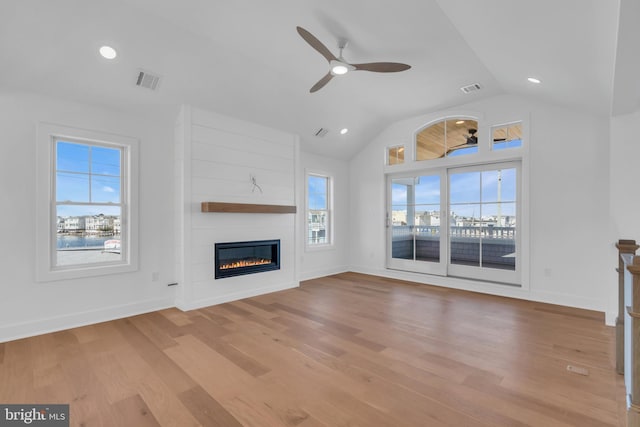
left=175, top=106, right=299, bottom=310
left=0, top=92, right=177, bottom=342
left=298, top=151, right=350, bottom=280
left=610, top=109, right=640, bottom=240
left=609, top=109, right=640, bottom=318
left=349, top=94, right=613, bottom=322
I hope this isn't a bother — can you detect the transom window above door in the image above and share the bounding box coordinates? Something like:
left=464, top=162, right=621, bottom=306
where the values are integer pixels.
left=416, top=118, right=479, bottom=160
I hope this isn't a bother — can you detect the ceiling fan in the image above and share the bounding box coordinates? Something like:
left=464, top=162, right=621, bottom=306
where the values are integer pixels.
left=296, top=26, right=411, bottom=93
left=448, top=128, right=478, bottom=153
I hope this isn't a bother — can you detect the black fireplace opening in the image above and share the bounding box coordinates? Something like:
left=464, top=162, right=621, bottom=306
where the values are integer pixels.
left=215, top=239, right=280, bottom=279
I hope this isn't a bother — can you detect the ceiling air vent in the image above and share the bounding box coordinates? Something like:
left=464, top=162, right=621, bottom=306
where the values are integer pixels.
left=135, top=69, right=161, bottom=91
left=314, top=128, right=329, bottom=137
left=460, top=83, right=482, bottom=94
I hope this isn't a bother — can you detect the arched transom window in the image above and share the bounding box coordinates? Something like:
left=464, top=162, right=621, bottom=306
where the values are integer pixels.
left=416, top=118, right=479, bottom=161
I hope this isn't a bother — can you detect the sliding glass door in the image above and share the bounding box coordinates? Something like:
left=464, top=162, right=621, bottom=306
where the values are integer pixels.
left=388, top=173, right=446, bottom=275
left=387, top=162, right=520, bottom=285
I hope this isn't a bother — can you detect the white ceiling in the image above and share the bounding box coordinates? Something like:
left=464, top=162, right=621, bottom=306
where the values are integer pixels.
left=0, top=0, right=628, bottom=159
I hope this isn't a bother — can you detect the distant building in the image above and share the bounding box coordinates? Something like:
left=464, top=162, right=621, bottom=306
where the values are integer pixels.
left=85, top=214, right=114, bottom=233
left=62, top=216, right=85, bottom=232
left=58, top=215, right=120, bottom=233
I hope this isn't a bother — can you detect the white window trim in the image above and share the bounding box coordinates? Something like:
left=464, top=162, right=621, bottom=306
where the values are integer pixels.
left=305, top=170, right=334, bottom=251
left=36, top=122, right=139, bottom=281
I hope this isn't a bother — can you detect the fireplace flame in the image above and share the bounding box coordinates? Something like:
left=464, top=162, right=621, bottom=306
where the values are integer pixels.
left=220, top=258, right=272, bottom=270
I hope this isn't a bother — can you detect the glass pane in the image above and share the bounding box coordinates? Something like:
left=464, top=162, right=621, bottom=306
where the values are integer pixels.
left=56, top=141, right=89, bottom=173
left=56, top=172, right=89, bottom=202
left=481, top=170, right=503, bottom=202
left=415, top=206, right=440, bottom=262
left=391, top=178, right=413, bottom=260
left=91, top=175, right=121, bottom=203
left=392, top=175, right=442, bottom=263
left=308, top=176, right=327, bottom=210
left=481, top=202, right=516, bottom=270
left=56, top=206, right=122, bottom=266
left=416, top=121, right=445, bottom=160
left=415, top=175, right=440, bottom=204
left=445, top=119, right=478, bottom=157
left=91, top=146, right=121, bottom=176
left=413, top=175, right=440, bottom=262
left=308, top=210, right=328, bottom=244
left=450, top=203, right=481, bottom=267
left=391, top=181, right=408, bottom=206
left=450, top=171, right=481, bottom=204
left=493, top=123, right=523, bottom=151
left=448, top=146, right=478, bottom=157
left=388, top=146, right=405, bottom=165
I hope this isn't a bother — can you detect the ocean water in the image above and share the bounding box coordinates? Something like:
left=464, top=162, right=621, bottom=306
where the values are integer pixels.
left=57, top=234, right=120, bottom=249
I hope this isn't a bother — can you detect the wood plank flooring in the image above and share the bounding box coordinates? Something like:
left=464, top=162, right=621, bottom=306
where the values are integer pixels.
left=0, top=273, right=626, bottom=426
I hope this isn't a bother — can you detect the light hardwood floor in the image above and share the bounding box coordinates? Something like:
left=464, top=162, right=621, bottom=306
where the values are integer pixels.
left=0, top=273, right=627, bottom=426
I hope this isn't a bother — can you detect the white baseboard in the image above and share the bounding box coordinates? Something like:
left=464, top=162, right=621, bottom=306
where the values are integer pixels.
left=298, top=265, right=349, bottom=282
left=0, top=297, right=175, bottom=344
left=175, top=281, right=299, bottom=312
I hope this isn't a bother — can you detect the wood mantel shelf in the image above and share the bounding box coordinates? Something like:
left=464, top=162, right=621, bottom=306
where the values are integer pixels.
left=201, top=202, right=296, bottom=214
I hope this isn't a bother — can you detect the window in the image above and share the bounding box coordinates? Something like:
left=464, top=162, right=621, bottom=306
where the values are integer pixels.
left=492, top=122, right=522, bottom=151
left=416, top=119, right=478, bottom=160
left=307, top=173, right=331, bottom=246
left=37, top=123, right=139, bottom=281
left=387, top=145, right=405, bottom=165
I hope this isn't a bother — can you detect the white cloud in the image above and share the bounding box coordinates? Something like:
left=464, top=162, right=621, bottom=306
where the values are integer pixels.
left=102, top=186, right=115, bottom=193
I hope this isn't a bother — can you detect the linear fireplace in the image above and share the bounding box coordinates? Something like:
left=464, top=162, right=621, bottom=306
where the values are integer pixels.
left=214, top=239, right=280, bottom=279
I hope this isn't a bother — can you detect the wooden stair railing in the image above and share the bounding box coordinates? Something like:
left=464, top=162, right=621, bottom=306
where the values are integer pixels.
left=616, top=239, right=639, bottom=374
left=617, top=239, right=640, bottom=427
left=627, top=257, right=640, bottom=426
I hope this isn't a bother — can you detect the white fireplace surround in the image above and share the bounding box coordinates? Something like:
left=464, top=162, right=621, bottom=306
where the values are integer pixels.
left=174, top=105, right=300, bottom=310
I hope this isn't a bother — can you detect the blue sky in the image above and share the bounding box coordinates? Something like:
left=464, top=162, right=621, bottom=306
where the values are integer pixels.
left=308, top=175, right=327, bottom=210
left=56, top=141, right=121, bottom=217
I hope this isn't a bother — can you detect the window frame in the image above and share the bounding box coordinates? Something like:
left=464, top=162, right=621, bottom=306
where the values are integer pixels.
left=36, top=122, right=139, bottom=281
left=386, top=145, right=405, bottom=165
left=305, top=170, right=333, bottom=250
left=491, top=121, right=523, bottom=152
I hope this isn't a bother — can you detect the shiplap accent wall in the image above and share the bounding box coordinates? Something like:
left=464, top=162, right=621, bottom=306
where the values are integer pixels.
left=175, top=105, right=299, bottom=310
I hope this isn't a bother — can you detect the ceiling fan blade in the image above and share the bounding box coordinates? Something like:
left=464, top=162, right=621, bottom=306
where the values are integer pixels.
left=353, top=62, right=411, bottom=73
left=310, top=72, right=334, bottom=93
left=296, top=26, right=337, bottom=63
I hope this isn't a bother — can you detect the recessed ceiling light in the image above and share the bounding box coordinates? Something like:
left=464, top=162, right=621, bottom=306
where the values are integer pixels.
left=340, top=128, right=349, bottom=135
left=456, top=120, right=465, bottom=125
left=99, top=45, right=117, bottom=60
left=527, top=77, right=541, bottom=84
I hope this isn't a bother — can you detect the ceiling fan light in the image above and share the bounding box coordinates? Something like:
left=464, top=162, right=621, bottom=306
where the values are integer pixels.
left=332, top=64, right=349, bottom=75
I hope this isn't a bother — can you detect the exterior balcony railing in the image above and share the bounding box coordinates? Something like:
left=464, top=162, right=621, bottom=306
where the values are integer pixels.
left=392, top=224, right=515, bottom=239
left=391, top=225, right=516, bottom=270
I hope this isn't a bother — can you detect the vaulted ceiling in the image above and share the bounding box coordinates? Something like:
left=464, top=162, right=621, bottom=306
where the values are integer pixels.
left=0, top=0, right=631, bottom=159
